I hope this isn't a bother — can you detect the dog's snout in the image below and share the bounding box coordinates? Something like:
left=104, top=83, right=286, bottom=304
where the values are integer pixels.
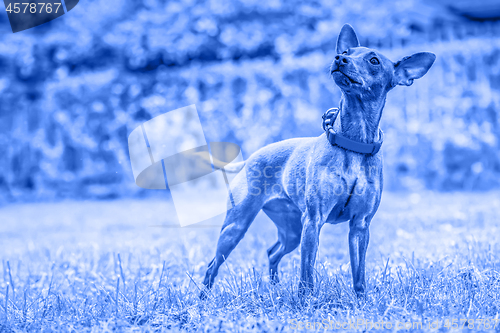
left=335, top=55, right=349, bottom=64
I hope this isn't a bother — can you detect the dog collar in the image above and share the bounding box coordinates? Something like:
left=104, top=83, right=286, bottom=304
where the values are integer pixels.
left=322, top=108, right=383, bottom=155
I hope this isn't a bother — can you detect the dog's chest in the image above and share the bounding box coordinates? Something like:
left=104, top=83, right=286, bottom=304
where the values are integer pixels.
left=319, top=150, right=382, bottom=222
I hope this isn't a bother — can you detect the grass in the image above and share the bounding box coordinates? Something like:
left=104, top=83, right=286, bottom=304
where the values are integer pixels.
left=0, top=191, right=499, bottom=332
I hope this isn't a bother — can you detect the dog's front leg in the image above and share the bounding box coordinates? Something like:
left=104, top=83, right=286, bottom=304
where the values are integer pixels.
left=299, top=215, right=321, bottom=295
left=348, top=217, right=370, bottom=296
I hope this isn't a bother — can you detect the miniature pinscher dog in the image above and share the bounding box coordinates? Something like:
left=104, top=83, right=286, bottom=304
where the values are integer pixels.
left=201, top=24, right=435, bottom=297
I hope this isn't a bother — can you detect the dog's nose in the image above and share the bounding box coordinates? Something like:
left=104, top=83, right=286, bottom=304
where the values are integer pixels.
left=335, top=55, right=349, bottom=64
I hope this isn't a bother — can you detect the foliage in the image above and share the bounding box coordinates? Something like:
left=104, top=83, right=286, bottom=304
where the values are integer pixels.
left=0, top=0, right=498, bottom=201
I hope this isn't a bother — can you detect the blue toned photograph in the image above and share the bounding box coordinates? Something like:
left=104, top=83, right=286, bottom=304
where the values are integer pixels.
left=1, top=0, right=500, bottom=331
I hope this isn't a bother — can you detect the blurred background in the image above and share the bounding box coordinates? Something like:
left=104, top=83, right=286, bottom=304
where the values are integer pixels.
left=0, top=0, right=499, bottom=203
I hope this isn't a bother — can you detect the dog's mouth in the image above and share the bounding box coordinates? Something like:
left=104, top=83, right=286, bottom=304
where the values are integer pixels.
left=331, top=69, right=361, bottom=85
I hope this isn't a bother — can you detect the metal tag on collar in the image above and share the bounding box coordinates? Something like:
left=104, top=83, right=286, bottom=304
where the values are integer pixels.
left=322, top=107, right=339, bottom=131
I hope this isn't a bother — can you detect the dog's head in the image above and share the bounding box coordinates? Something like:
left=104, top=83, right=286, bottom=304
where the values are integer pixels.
left=330, top=24, right=436, bottom=98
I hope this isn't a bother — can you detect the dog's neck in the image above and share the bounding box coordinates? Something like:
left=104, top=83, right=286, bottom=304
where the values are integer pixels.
left=332, top=93, right=386, bottom=144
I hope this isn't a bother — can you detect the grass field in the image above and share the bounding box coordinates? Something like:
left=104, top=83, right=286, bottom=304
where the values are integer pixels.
left=0, top=191, right=499, bottom=332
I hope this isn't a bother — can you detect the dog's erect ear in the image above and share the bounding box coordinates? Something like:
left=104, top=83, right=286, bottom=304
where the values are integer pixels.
left=336, top=24, right=359, bottom=54
left=393, top=52, right=436, bottom=86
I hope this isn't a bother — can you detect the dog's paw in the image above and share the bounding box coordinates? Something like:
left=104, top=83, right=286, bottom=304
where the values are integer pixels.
left=298, top=281, right=314, bottom=298
left=354, top=288, right=367, bottom=302
left=269, top=273, right=280, bottom=285
left=199, top=288, right=211, bottom=300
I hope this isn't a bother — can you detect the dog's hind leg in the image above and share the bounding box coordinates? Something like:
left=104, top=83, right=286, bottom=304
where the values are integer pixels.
left=266, top=231, right=301, bottom=283
left=201, top=196, right=263, bottom=295
left=263, top=199, right=302, bottom=283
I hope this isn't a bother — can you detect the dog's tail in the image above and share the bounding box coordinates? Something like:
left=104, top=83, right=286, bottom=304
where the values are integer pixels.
left=217, top=160, right=246, bottom=173
left=194, top=151, right=246, bottom=173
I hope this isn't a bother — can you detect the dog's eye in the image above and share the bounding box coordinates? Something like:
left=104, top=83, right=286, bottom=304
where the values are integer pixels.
left=342, top=50, right=348, bottom=55
left=370, top=57, right=380, bottom=65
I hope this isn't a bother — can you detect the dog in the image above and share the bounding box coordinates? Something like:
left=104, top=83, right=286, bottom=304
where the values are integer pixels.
left=200, top=24, right=435, bottom=297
